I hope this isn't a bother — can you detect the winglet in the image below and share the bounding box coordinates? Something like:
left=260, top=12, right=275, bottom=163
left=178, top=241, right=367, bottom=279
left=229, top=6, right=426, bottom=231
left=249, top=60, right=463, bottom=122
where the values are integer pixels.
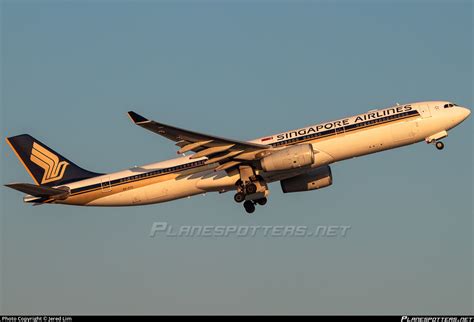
left=127, top=111, right=149, bottom=123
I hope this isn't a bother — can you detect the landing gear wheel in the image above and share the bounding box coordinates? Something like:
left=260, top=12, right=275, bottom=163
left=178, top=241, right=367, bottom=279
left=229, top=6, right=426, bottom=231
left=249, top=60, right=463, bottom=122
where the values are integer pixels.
left=435, top=141, right=444, bottom=150
left=246, top=183, right=257, bottom=194
left=256, top=198, right=267, bottom=206
left=243, top=200, right=255, bottom=214
left=234, top=192, right=245, bottom=203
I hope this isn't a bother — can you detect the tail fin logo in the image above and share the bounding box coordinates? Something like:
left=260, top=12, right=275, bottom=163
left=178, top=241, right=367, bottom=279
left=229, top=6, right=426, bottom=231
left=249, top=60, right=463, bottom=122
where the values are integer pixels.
left=30, top=142, right=69, bottom=184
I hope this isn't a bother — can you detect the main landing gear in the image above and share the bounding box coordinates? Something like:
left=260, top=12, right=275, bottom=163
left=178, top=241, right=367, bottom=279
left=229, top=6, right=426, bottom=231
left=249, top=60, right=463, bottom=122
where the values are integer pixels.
left=233, top=166, right=269, bottom=214
left=239, top=197, right=268, bottom=214
left=234, top=192, right=245, bottom=203
left=241, top=198, right=268, bottom=214
left=243, top=200, right=255, bottom=214
left=234, top=181, right=269, bottom=214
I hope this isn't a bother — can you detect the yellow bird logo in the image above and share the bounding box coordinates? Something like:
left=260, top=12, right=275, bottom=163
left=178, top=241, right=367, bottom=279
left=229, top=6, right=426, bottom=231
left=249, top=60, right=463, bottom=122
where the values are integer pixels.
left=30, top=142, right=69, bottom=184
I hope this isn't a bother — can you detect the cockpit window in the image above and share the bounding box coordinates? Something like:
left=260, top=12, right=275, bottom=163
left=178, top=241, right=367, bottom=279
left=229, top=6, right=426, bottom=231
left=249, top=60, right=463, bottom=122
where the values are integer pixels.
left=444, top=103, right=455, bottom=108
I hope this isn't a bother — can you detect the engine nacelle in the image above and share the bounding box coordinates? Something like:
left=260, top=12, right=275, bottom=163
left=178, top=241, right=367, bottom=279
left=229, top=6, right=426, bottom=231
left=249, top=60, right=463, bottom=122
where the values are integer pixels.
left=280, top=165, right=333, bottom=193
left=261, top=144, right=314, bottom=172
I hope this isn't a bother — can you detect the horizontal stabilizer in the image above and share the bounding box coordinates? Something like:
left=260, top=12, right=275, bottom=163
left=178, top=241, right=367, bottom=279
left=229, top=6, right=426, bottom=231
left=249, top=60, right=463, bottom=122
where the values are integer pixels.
left=5, top=183, right=70, bottom=199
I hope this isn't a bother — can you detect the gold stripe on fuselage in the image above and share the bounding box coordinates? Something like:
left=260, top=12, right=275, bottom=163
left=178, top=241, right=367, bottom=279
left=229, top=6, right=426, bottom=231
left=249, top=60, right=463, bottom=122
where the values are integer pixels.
left=65, top=163, right=215, bottom=205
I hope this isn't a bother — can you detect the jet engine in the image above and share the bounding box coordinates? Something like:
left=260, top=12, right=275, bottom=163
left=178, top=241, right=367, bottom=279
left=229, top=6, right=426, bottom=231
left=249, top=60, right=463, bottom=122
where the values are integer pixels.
left=261, top=144, right=314, bottom=172
left=280, top=165, right=333, bottom=193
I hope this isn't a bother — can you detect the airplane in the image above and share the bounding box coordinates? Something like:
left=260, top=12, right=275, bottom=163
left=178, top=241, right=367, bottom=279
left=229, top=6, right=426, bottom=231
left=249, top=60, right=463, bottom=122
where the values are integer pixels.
left=4, top=100, right=470, bottom=214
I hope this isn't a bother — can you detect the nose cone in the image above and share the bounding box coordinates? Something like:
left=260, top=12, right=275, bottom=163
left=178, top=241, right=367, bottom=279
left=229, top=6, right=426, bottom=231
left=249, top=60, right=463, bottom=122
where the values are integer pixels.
left=459, top=107, right=471, bottom=121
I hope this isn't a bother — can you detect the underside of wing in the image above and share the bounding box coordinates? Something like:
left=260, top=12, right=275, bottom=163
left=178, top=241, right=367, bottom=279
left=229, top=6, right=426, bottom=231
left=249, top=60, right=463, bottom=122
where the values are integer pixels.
left=128, top=111, right=272, bottom=170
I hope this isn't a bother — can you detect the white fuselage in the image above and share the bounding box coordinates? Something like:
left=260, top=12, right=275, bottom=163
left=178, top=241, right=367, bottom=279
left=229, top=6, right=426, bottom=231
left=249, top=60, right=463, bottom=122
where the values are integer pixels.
left=57, top=101, right=470, bottom=206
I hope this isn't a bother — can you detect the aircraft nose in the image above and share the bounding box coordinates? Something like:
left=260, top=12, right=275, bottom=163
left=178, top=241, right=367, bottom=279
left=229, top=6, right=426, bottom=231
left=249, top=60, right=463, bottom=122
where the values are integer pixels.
left=460, top=107, right=471, bottom=120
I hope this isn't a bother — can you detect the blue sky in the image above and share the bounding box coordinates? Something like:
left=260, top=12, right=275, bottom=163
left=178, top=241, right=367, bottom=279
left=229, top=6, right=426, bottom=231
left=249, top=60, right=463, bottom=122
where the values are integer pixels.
left=1, top=0, right=472, bottom=314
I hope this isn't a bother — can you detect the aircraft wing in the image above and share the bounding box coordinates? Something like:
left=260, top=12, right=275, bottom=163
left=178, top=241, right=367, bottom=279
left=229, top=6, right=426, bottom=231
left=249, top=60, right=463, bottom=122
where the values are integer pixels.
left=127, top=111, right=272, bottom=171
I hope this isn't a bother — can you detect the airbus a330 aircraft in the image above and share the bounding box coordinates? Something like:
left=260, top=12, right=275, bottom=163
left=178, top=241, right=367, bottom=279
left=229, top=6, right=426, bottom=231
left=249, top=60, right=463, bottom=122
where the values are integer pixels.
left=5, top=101, right=470, bottom=213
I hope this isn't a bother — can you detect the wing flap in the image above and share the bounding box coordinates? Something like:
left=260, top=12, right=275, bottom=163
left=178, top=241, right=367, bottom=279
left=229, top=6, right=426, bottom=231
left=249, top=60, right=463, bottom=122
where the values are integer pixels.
left=189, top=145, right=235, bottom=159
left=178, top=140, right=214, bottom=154
left=215, top=161, right=242, bottom=171
left=204, top=150, right=244, bottom=165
